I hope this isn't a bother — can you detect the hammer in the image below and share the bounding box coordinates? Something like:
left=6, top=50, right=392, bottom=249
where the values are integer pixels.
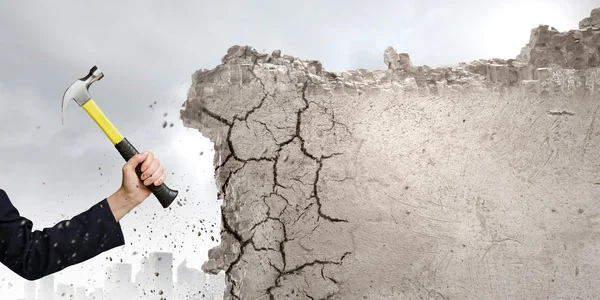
left=62, top=66, right=178, bottom=208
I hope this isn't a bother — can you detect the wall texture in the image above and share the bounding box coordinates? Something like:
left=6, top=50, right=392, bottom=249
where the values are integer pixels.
left=181, top=8, right=600, bottom=300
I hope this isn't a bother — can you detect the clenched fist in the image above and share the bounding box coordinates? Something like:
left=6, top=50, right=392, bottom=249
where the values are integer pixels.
left=107, top=151, right=166, bottom=222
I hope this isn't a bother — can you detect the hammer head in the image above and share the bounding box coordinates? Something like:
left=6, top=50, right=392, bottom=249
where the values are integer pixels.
left=61, top=66, right=104, bottom=125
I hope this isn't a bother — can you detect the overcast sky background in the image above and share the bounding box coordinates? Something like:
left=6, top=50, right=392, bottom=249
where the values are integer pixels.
left=0, top=0, right=598, bottom=299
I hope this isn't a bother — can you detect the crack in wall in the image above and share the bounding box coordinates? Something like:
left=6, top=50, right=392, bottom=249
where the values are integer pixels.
left=180, top=7, right=600, bottom=300
left=216, top=78, right=351, bottom=298
left=189, top=58, right=352, bottom=298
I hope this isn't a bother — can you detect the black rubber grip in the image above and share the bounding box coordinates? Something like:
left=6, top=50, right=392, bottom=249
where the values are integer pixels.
left=114, top=137, right=178, bottom=208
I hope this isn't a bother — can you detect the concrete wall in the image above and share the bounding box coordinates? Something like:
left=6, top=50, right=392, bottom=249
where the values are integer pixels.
left=180, top=8, right=600, bottom=300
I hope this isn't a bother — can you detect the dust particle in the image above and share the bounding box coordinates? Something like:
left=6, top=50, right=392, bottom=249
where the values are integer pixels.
left=162, top=121, right=167, bottom=128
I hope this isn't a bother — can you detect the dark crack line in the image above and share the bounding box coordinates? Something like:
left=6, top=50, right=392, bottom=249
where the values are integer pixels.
left=278, top=80, right=348, bottom=223
left=258, top=120, right=279, bottom=142
left=320, top=265, right=338, bottom=284
left=269, top=261, right=282, bottom=273
left=262, top=195, right=273, bottom=218
left=221, top=214, right=248, bottom=300
left=215, top=153, right=233, bottom=174
left=267, top=251, right=352, bottom=299
left=212, top=71, right=352, bottom=300
left=209, top=55, right=270, bottom=170
left=231, top=216, right=288, bottom=299
left=264, top=192, right=291, bottom=219
left=304, top=291, right=316, bottom=300
left=309, top=100, right=353, bottom=138
left=290, top=176, right=309, bottom=187
left=297, top=82, right=319, bottom=161
left=313, top=159, right=348, bottom=223
left=200, top=106, right=233, bottom=126
left=248, top=215, right=271, bottom=235
left=294, top=220, right=320, bottom=243
left=219, top=160, right=246, bottom=201
left=293, top=202, right=314, bottom=224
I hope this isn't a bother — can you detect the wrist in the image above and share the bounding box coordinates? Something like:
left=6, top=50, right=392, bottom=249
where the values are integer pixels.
left=107, top=188, right=136, bottom=222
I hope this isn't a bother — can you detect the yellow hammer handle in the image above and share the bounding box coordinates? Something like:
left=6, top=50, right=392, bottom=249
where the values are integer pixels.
left=82, top=99, right=124, bottom=145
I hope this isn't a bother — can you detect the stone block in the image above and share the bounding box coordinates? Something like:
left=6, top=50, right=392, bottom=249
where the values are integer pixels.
left=564, top=69, right=577, bottom=93
left=489, top=64, right=509, bottom=84
left=535, top=68, right=552, bottom=93
left=585, top=68, right=596, bottom=93
left=520, top=79, right=541, bottom=95
left=551, top=68, right=565, bottom=93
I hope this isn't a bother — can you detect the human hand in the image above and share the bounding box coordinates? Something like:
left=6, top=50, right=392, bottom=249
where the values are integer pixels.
left=119, top=151, right=166, bottom=207
left=106, top=151, right=166, bottom=222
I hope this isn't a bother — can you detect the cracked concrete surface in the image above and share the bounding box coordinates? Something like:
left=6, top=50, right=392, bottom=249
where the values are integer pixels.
left=181, top=8, right=600, bottom=299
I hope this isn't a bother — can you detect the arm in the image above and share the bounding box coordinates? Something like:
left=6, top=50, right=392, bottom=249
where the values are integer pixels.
left=0, top=189, right=125, bottom=280
left=0, top=151, right=165, bottom=281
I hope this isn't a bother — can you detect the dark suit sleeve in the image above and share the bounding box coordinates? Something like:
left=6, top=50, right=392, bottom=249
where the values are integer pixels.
left=0, top=189, right=125, bottom=280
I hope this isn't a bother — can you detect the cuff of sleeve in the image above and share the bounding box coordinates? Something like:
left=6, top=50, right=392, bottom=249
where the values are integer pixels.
left=93, top=198, right=126, bottom=249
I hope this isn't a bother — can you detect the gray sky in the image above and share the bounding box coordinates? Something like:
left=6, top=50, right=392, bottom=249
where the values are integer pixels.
left=0, top=0, right=598, bottom=298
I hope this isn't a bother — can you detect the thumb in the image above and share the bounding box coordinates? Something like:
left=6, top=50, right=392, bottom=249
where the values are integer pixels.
left=123, top=152, right=149, bottom=171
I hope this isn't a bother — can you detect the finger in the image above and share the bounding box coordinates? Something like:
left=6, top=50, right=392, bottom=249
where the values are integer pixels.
left=123, top=152, right=149, bottom=171
left=140, top=151, right=154, bottom=173
left=153, top=172, right=166, bottom=186
left=141, top=158, right=160, bottom=183
left=144, top=165, right=163, bottom=186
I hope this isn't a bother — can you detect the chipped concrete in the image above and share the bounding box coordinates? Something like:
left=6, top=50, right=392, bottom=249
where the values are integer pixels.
left=181, top=8, right=600, bottom=300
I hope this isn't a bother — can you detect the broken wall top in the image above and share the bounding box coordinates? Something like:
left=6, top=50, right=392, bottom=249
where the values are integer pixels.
left=212, top=8, right=600, bottom=97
